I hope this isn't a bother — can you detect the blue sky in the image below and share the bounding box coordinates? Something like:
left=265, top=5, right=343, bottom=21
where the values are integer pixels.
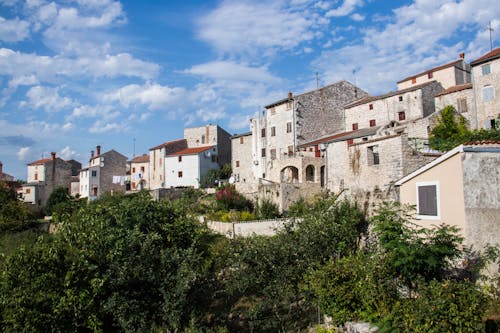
left=0, top=0, right=498, bottom=179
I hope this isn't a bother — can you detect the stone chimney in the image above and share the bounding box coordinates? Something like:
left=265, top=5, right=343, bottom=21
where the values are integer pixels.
left=51, top=152, right=56, bottom=181
left=96, top=145, right=101, bottom=156
left=0, top=161, right=3, bottom=176
left=91, top=150, right=95, bottom=159
left=459, top=52, right=465, bottom=59
left=288, top=91, right=293, bottom=99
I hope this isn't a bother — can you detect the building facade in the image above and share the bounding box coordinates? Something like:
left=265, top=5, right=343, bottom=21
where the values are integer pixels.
left=183, top=124, right=232, bottom=166
left=130, top=154, right=150, bottom=191
left=149, top=139, right=188, bottom=190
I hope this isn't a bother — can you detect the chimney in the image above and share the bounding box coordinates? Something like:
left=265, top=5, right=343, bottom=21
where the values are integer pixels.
left=96, top=145, right=101, bottom=156
left=51, top=152, right=56, bottom=160
left=0, top=161, right=3, bottom=176
left=91, top=150, right=95, bottom=159
left=288, top=91, right=293, bottom=99
left=51, top=152, right=56, bottom=181
left=459, top=52, right=465, bottom=59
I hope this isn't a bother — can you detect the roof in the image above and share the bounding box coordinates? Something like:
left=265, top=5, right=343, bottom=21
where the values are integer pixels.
left=299, top=130, right=356, bottom=147
left=301, top=126, right=381, bottom=147
left=149, top=138, right=186, bottom=151
left=28, top=158, right=52, bottom=166
left=345, top=81, right=438, bottom=108
left=435, top=83, right=472, bottom=97
left=265, top=96, right=292, bottom=109
left=395, top=141, right=500, bottom=186
left=231, top=132, right=252, bottom=139
left=130, top=154, right=149, bottom=163
left=470, top=48, right=500, bottom=66
left=167, top=146, right=214, bottom=156
left=397, top=59, right=463, bottom=84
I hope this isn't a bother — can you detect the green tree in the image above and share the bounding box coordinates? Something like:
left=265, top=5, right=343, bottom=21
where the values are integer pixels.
left=429, top=105, right=469, bottom=151
left=0, top=181, right=36, bottom=233
left=44, top=186, right=71, bottom=215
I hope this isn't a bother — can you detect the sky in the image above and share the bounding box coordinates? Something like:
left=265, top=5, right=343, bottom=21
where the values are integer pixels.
left=0, top=0, right=498, bottom=180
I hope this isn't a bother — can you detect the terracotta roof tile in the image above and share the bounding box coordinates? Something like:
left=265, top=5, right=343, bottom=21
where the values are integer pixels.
left=463, top=140, right=500, bottom=146
left=435, top=83, right=472, bottom=97
left=470, top=48, right=500, bottom=66
left=167, top=146, right=214, bottom=156
left=149, top=138, right=186, bottom=151
left=130, top=154, right=149, bottom=163
left=28, top=158, right=52, bottom=165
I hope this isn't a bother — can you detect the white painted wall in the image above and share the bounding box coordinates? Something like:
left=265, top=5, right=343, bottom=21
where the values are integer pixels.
left=164, top=148, right=219, bottom=188
left=27, top=164, right=45, bottom=183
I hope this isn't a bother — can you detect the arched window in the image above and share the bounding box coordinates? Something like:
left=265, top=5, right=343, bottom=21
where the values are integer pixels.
left=280, top=166, right=299, bottom=183
left=306, top=165, right=315, bottom=182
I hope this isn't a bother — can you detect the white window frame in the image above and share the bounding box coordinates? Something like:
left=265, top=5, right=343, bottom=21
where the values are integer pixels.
left=482, top=85, right=495, bottom=102
left=415, top=181, right=440, bottom=220
left=481, top=64, right=491, bottom=75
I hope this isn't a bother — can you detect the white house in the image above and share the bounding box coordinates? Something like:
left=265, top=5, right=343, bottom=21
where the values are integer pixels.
left=164, top=146, right=219, bottom=188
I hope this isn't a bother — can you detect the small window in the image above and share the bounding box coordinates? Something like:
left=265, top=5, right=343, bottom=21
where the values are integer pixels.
left=369, top=104, right=373, bottom=110
left=26, top=188, right=31, bottom=194
left=416, top=182, right=439, bottom=219
left=92, top=187, right=98, bottom=196
left=288, top=145, right=294, bottom=156
left=211, top=155, right=216, bottom=163
left=482, top=85, right=494, bottom=102
left=91, top=170, right=97, bottom=177
left=236, top=161, right=240, bottom=167
left=347, top=139, right=354, bottom=145
left=132, top=167, right=136, bottom=173
left=34, top=173, right=38, bottom=180
left=271, top=126, right=276, bottom=136
left=482, top=64, right=491, bottom=75
left=428, top=72, right=433, bottom=79
left=262, top=173, right=266, bottom=178
left=286, top=122, right=292, bottom=133
left=201, top=135, right=206, bottom=144
left=369, top=119, right=376, bottom=127
left=398, top=111, right=406, bottom=121
left=261, top=128, right=266, bottom=137
left=178, top=156, right=182, bottom=162
left=178, top=171, right=183, bottom=178
left=457, top=98, right=467, bottom=113
left=367, top=145, right=379, bottom=165
left=240, top=137, right=244, bottom=144
left=261, top=148, right=266, bottom=157
left=399, top=96, right=403, bottom=102
left=270, top=148, right=276, bottom=160
left=140, top=166, right=145, bottom=172
left=286, top=102, right=292, bottom=110
left=352, top=123, right=358, bottom=130
left=411, top=78, right=416, bottom=84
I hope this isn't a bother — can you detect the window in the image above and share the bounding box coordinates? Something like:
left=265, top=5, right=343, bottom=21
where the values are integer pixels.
left=178, top=171, right=183, bottom=178
left=482, top=85, right=495, bottom=102
left=416, top=182, right=439, bottom=219
left=211, top=155, right=217, bottom=163
left=286, top=122, right=292, bottom=133
left=132, top=167, right=136, bottom=173
left=201, top=135, right=206, bottom=144
left=398, top=111, right=406, bottom=121
left=457, top=98, right=467, bottom=113
left=482, top=64, right=491, bottom=75
left=411, top=78, right=416, bottom=84
left=288, top=145, right=294, bottom=156
left=261, top=148, right=266, bottom=157
left=271, top=126, right=276, bottom=136
left=369, top=103, right=373, bottom=110
left=369, top=119, right=376, bottom=127
left=91, top=170, right=97, bottom=177
left=92, top=187, right=98, bottom=196
left=261, top=128, right=266, bottom=137
left=367, top=145, right=379, bottom=165
left=428, top=72, right=433, bottom=79
left=286, top=102, right=292, bottom=110
left=270, top=148, right=276, bottom=160
left=236, top=161, right=240, bottom=167
left=352, top=123, right=358, bottom=130
left=178, top=156, right=182, bottom=162
left=240, top=137, right=244, bottom=144
left=34, top=173, right=38, bottom=180
left=399, top=96, right=403, bottom=102
left=262, top=173, right=266, bottom=179
left=305, top=165, right=315, bottom=182
left=26, top=188, right=30, bottom=194
left=140, top=166, right=145, bottom=172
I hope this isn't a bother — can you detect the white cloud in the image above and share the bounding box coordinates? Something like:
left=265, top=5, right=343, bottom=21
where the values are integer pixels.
left=59, top=145, right=77, bottom=160
left=68, top=104, right=119, bottom=120
left=184, top=61, right=281, bottom=83
left=184, top=107, right=226, bottom=126
left=198, top=1, right=317, bottom=57
left=0, top=16, right=30, bottom=42
left=326, top=0, right=364, bottom=17
left=228, top=113, right=252, bottom=131
left=103, top=83, right=186, bottom=111
left=350, top=13, right=365, bottom=21
left=89, top=120, right=128, bottom=133
left=20, top=85, right=73, bottom=112
left=16, top=147, right=32, bottom=161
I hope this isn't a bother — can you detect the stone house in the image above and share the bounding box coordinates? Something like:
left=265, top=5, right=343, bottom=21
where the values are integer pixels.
left=395, top=141, right=500, bottom=272
left=149, top=139, right=187, bottom=190
left=129, top=154, right=150, bottom=191
left=79, top=146, right=127, bottom=200
left=183, top=124, right=232, bottom=166
left=164, top=146, right=220, bottom=188
left=434, top=83, right=475, bottom=127
left=397, top=54, right=470, bottom=90
left=21, top=152, right=77, bottom=207
left=0, top=161, right=14, bottom=182
left=231, top=132, right=255, bottom=194
left=470, top=47, right=500, bottom=129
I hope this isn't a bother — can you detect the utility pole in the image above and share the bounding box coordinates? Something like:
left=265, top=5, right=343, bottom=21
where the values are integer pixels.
left=133, top=137, right=136, bottom=157
left=488, top=21, right=494, bottom=51
left=315, top=72, right=320, bottom=88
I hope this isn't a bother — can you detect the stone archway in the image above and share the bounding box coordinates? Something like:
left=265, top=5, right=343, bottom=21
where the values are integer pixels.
left=281, top=166, right=299, bottom=183
left=305, top=165, right=315, bottom=182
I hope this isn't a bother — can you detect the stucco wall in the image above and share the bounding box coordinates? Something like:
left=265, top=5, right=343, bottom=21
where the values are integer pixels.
left=130, top=161, right=150, bottom=190
left=165, top=154, right=200, bottom=188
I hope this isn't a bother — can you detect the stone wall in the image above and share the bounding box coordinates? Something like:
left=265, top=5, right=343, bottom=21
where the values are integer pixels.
left=207, top=218, right=292, bottom=237
left=435, top=87, right=475, bottom=128
left=99, top=150, right=127, bottom=196
left=232, top=133, right=258, bottom=195
left=471, top=58, right=500, bottom=129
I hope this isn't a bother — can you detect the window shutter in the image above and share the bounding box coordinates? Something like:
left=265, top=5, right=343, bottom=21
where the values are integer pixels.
left=418, top=185, right=437, bottom=216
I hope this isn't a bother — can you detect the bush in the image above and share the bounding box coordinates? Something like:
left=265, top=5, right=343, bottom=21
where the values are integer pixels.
left=255, top=198, right=280, bottom=219
left=215, top=185, right=253, bottom=211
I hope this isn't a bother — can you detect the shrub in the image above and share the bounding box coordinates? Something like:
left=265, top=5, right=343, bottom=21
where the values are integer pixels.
left=255, top=198, right=280, bottom=219
left=215, top=185, right=253, bottom=211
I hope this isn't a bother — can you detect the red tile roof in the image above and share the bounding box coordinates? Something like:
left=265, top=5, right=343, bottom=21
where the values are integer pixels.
left=397, top=59, right=463, bottom=84
left=130, top=154, right=149, bottom=163
left=167, top=146, right=214, bottom=156
left=470, top=48, right=500, bottom=66
left=28, top=158, right=52, bottom=165
left=149, top=138, right=186, bottom=151
left=463, top=140, right=500, bottom=146
left=435, top=83, right=472, bottom=97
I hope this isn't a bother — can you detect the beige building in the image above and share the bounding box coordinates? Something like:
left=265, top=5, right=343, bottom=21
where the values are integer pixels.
left=395, top=142, right=500, bottom=264
left=149, top=139, right=187, bottom=190
left=183, top=124, right=232, bottom=166
left=231, top=132, right=256, bottom=194
left=397, top=54, right=470, bottom=90
left=130, top=154, right=150, bottom=191
left=470, top=47, right=500, bottom=129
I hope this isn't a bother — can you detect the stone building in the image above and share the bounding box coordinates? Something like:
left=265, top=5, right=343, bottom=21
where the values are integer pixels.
left=21, top=152, right=76, bottom=207
left=149, top=139, right=187, bottom=190
left=183, top=124, right=232, bottom=166
left=397, top=54, right=470, bottom=90
left=129, top=154, right=150, bottom=191
left=395, top=141, right=500, bottom=273
left=0, top=161, right=14, bottom=182
left=470, top=47, right=500, bottom=129
left=79, top=146, right=127, bottom=200
left=434, top=83, right=475, bottom=127
left=231, top=132, right=256, bottom=194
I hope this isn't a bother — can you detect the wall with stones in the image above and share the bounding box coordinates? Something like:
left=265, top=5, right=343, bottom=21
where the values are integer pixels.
left=435, top=88, right=475, bottom=128
left=149, top=140, right=187, bottom=190
left=296, top=80, right=368, bottom=145
left=216, top=126, right=232, bottom=166
left=98, top=150, right=127, bottom=196
left=472, top=59, right=500, bottom=129
left=232, top=134, right=258, bottom=195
